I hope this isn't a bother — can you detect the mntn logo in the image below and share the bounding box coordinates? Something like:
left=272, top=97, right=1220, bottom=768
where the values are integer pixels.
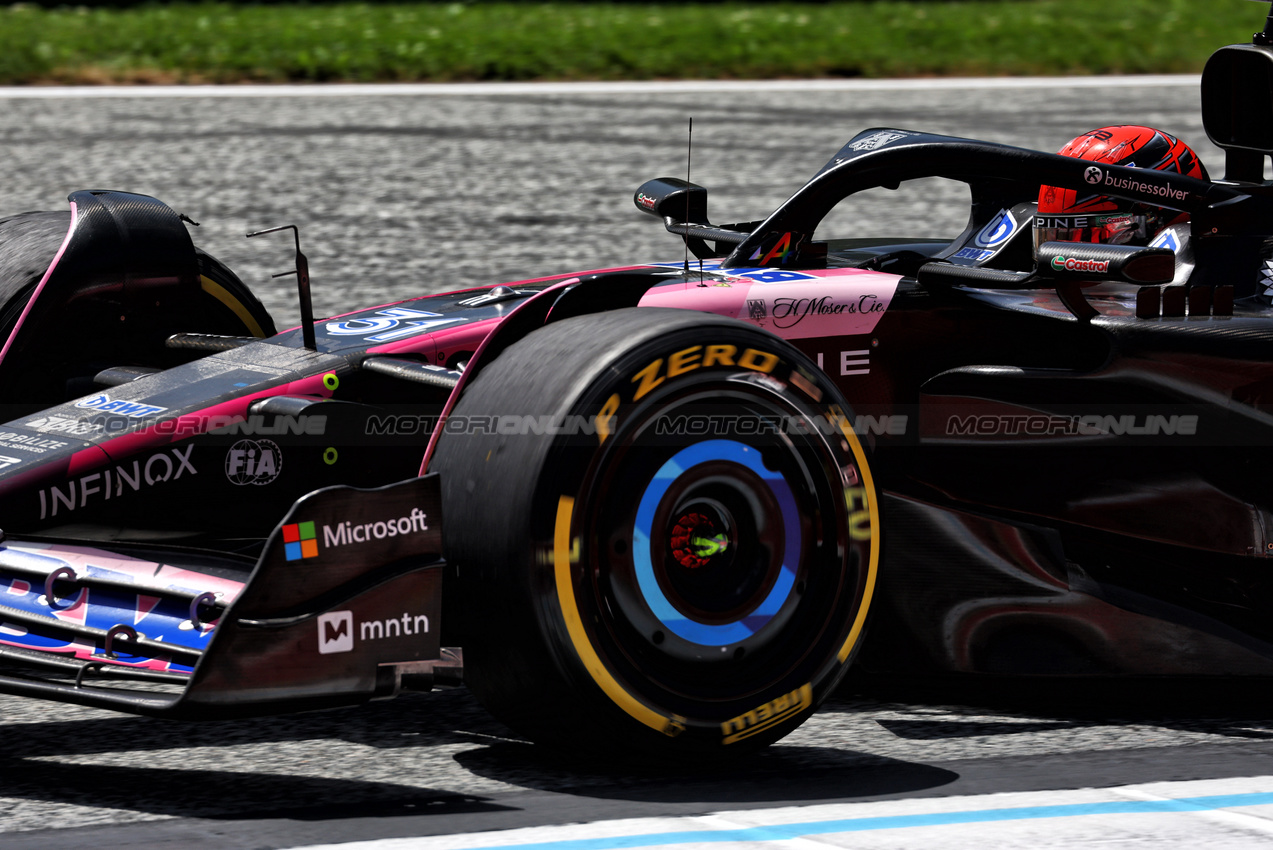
left=283, top=521, right=318, bottom=560
left=318, top=611, right=353, bottom=654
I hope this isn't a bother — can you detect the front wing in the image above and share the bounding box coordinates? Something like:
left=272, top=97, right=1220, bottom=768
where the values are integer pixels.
left=0, top=475, right=450, bottom=718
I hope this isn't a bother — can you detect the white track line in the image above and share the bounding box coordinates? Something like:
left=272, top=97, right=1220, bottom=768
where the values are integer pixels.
left=284, top=776, right=1273, bottom=850
left=0, top=74, right=1198, bottom=99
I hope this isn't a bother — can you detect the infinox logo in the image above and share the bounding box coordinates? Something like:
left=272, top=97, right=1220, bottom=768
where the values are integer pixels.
left=1051, top=255, right=1110, bottom=274
left=38, top=446, right=196, bottom=519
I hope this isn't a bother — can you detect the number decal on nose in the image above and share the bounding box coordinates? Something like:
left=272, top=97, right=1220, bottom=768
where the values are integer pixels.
left=326, top=307, right=463, bottom=342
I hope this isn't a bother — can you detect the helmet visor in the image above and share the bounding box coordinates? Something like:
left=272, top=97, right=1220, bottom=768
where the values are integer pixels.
left=1034, top=213, right=1150, bottom=255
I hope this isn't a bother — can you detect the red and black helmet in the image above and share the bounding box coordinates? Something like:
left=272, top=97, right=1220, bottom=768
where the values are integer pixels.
left=1036, top=125, right=1208, bottom=249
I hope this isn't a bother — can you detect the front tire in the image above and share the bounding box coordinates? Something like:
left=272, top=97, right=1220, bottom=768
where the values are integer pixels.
left=434, top=307, right=879, bottom=761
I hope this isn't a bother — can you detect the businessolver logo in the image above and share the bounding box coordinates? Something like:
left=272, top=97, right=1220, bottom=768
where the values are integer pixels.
left=317, top=609, right=431, bottom=654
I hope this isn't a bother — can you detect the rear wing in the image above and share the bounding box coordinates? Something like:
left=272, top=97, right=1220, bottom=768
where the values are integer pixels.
left=0, top=474, right=450, bottom=718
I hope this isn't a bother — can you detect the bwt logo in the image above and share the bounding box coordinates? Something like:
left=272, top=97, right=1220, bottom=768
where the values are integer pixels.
left=317, top=610, right=430, bottom=654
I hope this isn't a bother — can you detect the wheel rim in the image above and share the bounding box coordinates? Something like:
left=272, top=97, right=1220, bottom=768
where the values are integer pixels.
left=576, top=380, right=863, bottom=710
left=632, top=439, right=801, bottom=646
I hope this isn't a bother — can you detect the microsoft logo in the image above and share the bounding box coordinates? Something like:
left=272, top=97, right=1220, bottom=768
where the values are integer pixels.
left=282, top=521, right=319, bottom=560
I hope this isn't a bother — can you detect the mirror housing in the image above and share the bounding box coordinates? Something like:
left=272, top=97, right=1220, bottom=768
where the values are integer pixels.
left=1202, top=42, right=1273, bottom=181
left=634, top=178, right=708, bottom=223
left=1036, top=241, right=1175, bottom=285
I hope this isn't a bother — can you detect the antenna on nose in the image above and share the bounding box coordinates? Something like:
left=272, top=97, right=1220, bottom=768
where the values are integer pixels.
left=1254, top=0, right=1273, bottom=45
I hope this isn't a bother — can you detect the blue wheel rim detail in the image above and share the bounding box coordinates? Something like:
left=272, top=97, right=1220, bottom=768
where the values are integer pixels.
left=632, top=439, right=801, bottom=646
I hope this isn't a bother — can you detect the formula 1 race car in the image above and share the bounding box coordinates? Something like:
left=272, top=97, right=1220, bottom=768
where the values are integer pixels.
left=4, top=16, right=1273, bottom=763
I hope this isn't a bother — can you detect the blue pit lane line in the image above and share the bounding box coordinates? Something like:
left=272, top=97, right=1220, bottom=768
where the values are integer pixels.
left=456, top=792, right=1273, bottom=850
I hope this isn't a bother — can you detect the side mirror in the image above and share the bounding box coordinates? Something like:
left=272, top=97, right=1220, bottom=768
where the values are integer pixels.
left=634, top=178, right=708, bottom=223
left=1036, top=241, right=1176, bottom=321
left=1201, top=43, right=1273, bottom=180
left=1036, top=242, right=1175, bottom=285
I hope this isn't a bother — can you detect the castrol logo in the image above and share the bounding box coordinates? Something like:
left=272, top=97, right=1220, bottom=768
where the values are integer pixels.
left=1051, top=255, right=1110, bottom=274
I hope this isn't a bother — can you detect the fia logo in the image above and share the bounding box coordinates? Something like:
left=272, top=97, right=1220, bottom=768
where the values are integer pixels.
left=1085, top=166, right=1104, bottom=185
left=318, top=611, right=354, bottom=654
left=225, top=439, right=282, bottom=486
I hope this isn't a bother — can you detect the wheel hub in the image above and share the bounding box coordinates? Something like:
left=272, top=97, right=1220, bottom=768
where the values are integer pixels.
left=669, top=509, right=730, bottom=570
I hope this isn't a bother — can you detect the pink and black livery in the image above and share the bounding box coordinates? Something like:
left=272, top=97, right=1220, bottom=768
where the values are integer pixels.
left=3, top=15, right=1273, bottom=762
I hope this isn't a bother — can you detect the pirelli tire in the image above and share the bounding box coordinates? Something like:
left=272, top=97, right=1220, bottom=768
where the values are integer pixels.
left=434, top=307, right=879, bottom=761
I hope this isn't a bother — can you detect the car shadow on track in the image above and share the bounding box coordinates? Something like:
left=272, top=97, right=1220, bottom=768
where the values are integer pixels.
left=0, top=687, right=953, bottom=822
left=0, top=691, right=515, bottom=821
left=838, top=673, right=1273, bottom=740
left=13, top=675, right=1269, bottom=824
left=453, top=741, right=958, bottom=804
left=0, top=757, right=514, bottom=822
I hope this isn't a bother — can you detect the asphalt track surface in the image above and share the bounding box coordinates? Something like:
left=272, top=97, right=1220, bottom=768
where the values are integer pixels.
left=4, top=78, right=1273, bottom=849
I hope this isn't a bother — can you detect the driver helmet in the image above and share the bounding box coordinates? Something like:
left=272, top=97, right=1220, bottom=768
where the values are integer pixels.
left=1035, top=125, right=1208, bottom=251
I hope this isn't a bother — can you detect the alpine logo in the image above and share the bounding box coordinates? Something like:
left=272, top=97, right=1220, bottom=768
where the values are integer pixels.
left=1051, top=255, right=1110, bottom=274
left=1085, top=166, right=1104, bottom=184
left=1149, top=228, right=1181, bottom=253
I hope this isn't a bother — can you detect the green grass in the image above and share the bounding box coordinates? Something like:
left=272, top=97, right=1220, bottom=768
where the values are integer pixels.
left=0, top=0, right=1265, bottom=85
